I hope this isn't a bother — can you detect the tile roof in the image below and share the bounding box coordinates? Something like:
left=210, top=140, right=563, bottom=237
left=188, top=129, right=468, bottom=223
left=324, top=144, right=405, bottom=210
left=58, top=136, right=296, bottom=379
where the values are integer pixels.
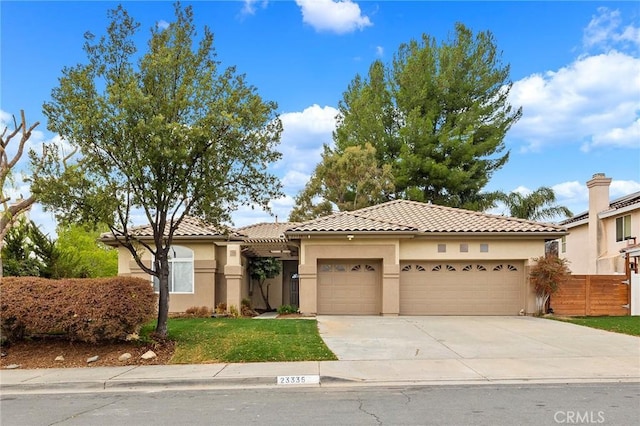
left=100, top=216, right=236, bottom=241
left=236, top=222, right=300, bottom=243
left=288, top=200, right=566, bottom=234
left=560, top=191, right=640, bottom=225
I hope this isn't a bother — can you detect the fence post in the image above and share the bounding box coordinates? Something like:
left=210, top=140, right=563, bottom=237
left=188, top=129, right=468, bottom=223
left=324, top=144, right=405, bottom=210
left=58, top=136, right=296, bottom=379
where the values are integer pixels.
left=585, top=275, right=591, bottom=316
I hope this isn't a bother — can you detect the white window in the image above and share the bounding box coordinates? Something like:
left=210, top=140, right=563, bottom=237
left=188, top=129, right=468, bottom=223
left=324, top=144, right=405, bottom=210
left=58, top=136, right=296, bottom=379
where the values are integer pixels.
left=153, top=245, right=194, bottom=293
left=616, top=215, right=631, bottom=242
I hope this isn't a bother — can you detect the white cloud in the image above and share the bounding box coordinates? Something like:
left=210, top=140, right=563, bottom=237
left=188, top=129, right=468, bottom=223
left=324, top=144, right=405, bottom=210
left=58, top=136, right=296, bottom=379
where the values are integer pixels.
left=583, top=7, right=640, bottom=51
left=375, top=45, right=384, bottom=57
left=156, top=20, right=170, bottom=30
left=585, top=118, right=640, bottom=151
left=281, top=170, right=311, bottom=193
left=508, top=51, right=640, bottom=152
left=552, top=181, right=588, bottom=202
left=231, top=195, right=296, bottom=227
left=280, top=104, right=338, bottom=150
left=611, top=180, right=640, bottom=197
left=546, top=178, right=640, bottom=219
left=295, top=0, right=372, bottom=34
left=241, top=0, right=268, bottom=16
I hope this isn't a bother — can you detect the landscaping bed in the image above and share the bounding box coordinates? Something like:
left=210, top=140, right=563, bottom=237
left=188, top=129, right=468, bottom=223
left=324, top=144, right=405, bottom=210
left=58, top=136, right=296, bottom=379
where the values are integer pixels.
left=1, top=317, right=335, bottom=369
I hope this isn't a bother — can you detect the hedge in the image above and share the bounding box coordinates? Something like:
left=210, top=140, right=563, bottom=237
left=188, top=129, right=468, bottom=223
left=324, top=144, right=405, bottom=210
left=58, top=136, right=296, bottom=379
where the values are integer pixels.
left=1, top=276, right=157, bottom=343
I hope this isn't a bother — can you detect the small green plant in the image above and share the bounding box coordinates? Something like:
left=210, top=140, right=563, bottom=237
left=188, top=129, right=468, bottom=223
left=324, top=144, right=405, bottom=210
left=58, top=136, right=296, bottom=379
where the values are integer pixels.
left=249, top=257, right=282, bottom=311
left=277, top=304, right=299, bottom=314
left=228, top=305, right=240, bottom=318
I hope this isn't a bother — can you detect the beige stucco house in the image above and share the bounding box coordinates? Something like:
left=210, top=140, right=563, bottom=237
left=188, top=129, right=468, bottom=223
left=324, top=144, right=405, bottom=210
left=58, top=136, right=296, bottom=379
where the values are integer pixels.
left=103, top=199, right=567, bottom=316
left=557, top=173, right=640, bottom=275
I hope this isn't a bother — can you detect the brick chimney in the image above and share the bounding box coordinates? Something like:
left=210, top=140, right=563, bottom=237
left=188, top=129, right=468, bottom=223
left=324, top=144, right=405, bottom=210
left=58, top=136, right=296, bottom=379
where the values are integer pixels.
left=586, top=173, right=611, bottom=273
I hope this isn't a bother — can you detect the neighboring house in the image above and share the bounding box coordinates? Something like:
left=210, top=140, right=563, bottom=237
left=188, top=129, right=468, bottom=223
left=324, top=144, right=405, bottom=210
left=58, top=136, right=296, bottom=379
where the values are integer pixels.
left=102, top=200, right=567, bottom=315
left=558, top=173, right=640, bottom=275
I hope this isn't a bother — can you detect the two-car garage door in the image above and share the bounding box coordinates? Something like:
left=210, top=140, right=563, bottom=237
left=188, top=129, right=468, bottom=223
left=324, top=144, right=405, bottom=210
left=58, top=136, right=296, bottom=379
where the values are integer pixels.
left=400, top=261, right=525, bottom=315
left=316, top=260, right=525, bottom=315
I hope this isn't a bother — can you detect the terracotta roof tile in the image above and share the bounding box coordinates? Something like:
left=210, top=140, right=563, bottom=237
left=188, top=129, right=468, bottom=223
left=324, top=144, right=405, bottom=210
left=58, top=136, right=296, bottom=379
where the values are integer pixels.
left=288, top=200, right=565, bottom=234
left=289, top=212, right=417, bottom=233
left=100, top=216, right=235, bottom=241
left=236, top=222, right=300, bottom=243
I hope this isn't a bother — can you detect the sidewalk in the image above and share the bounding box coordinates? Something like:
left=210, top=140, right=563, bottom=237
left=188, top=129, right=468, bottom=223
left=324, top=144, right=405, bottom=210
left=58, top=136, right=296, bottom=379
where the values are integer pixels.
left=2, top=356, right=639, bottom=394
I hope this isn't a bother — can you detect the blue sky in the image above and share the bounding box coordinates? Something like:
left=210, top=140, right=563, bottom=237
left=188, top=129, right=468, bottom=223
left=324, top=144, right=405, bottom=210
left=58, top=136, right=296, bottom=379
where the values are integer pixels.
left=2, top=1, right=639, bottom=235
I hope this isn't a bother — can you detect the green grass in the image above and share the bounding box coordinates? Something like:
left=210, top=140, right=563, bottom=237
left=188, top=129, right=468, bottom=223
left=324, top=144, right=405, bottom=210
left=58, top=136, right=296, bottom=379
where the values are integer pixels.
left=142, top=318, right=337, bottom=364
left=552, top=316, right=640, bottom=336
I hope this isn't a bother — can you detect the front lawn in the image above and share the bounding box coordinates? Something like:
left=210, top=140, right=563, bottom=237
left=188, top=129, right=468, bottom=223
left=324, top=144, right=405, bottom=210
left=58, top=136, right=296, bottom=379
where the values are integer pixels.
left=552, top=316, right=640, bottom=337
left=142, top=318, right=337, bottom=364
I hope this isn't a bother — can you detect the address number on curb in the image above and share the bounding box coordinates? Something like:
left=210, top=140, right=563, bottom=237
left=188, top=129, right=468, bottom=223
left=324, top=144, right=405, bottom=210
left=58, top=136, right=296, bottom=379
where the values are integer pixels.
left=277, top=375, right=320, bottom=385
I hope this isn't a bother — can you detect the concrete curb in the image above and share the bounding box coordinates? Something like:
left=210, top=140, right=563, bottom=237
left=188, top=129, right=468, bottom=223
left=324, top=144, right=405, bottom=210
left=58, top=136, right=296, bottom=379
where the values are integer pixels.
left=2, top=374, right=638, bottom=395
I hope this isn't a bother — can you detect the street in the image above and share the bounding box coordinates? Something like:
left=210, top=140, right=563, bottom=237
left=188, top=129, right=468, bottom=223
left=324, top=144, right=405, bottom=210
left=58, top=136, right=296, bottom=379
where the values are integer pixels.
left=2, top=382, right=638, bottom=425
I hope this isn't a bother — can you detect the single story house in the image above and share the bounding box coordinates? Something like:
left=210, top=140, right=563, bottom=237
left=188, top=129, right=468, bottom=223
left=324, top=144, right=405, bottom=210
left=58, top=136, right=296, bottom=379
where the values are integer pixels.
left=557, top=173, right=640, bottom=275
left=102, top=199, right=567, bottom=315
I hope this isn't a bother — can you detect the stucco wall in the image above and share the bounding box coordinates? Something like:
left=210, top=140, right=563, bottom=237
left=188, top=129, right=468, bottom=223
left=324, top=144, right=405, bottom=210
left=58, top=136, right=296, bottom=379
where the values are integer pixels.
left=562, top=208, right=639, bottom=274
left=298, top=238, right=400, bottom=315
left=298, top=236, right=547, bottom=316
left=560, top=224, right=589, bottom=274
left=400, top=238, right=546, bottom=260
left=116, top=241, right=218, bottom=313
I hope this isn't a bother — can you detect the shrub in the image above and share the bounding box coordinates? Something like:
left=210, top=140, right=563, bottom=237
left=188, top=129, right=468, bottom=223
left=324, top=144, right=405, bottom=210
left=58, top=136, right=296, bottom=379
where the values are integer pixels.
left=529, top=255, right=571, bottom=315
left=228, top=305, right=240, bottom=318
left=277, top=304, right=299, bottom=314
left=215, top=302, right=227, bottom=314
left=185, top=306, right=213, bottom=318
left=0, top=276, right=156, bottom=343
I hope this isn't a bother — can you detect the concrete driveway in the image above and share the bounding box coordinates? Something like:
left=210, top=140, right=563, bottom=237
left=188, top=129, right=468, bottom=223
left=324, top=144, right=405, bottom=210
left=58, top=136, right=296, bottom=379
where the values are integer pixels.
left=316, top=316, right=640, bottom=382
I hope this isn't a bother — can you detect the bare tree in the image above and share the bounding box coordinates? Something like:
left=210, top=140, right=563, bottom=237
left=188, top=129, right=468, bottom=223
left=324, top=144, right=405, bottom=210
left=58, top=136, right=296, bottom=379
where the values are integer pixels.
left=0, top=110, right=51, bottom=277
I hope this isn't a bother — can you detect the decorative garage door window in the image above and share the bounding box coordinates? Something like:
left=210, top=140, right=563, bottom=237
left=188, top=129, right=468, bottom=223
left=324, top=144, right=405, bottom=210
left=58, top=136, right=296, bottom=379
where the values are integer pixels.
left=402, top=263, right=518, bottom=273
left=351, top=264, right=376, bottom=272
left=493, top=264, right=519, bottom=271
left=319, top=263, right=376, bottom=272
left=462, top=264, right=488, bottom=271
left=319, top=264, right=347, bottom=272
left=152, top=245, right=194, bottom=293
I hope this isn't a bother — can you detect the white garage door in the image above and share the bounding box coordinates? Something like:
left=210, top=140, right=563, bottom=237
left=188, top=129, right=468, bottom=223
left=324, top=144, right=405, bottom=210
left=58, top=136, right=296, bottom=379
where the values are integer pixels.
left=317, top=260, right=381, bottom=315
left=400, top=261, right=525, bottom=315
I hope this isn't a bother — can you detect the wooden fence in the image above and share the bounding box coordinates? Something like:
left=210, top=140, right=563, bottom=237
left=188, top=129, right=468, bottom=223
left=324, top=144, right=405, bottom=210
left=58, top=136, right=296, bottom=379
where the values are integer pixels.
left=550, top=275, right=629, bottom=316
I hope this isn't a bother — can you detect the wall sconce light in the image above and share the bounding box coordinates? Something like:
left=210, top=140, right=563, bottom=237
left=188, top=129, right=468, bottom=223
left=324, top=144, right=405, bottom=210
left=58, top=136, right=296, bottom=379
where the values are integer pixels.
left=347, top=235, right=354, bottom=241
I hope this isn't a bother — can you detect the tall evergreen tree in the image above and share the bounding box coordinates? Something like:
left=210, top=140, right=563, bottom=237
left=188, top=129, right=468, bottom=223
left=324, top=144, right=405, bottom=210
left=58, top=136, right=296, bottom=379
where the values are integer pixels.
left=297, top=23, right=521, bottom=216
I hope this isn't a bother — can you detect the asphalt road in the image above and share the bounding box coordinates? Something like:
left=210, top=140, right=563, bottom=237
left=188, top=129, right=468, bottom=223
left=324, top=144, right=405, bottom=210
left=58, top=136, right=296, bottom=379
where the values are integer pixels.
left=2, top=382, right=638, bottom=426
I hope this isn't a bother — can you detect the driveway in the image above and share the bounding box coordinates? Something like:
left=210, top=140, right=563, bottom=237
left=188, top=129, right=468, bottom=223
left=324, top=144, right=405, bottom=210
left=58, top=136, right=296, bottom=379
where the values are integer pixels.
left=316, top=316, right=640, bottom=382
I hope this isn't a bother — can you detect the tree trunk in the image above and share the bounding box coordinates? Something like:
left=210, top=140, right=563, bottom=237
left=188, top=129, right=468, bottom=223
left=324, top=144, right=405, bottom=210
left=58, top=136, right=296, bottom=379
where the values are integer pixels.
left=257, top=280, right=272, bottom=311
left=155, top=256, right=170, bottom=337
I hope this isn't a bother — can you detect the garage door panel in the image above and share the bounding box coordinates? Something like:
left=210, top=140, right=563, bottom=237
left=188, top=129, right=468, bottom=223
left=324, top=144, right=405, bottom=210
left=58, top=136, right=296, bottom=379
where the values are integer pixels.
left=400, top=261, right=524, bottom=315
left=318, top=261, right=381, bottom=315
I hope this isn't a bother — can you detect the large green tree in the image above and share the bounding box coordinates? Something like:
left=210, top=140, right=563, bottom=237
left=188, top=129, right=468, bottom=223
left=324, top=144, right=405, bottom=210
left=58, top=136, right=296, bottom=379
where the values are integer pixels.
left=35, top=3, right=282, bottom=337
left=298, top=23, right=521, bottom=216
left=1, top=217, right=44, bottom=277
left=55, top=224, right=118, bottom=278
left=497, top=187, right=573, bottom=221
left=289, top=143, right=394, bottom=221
